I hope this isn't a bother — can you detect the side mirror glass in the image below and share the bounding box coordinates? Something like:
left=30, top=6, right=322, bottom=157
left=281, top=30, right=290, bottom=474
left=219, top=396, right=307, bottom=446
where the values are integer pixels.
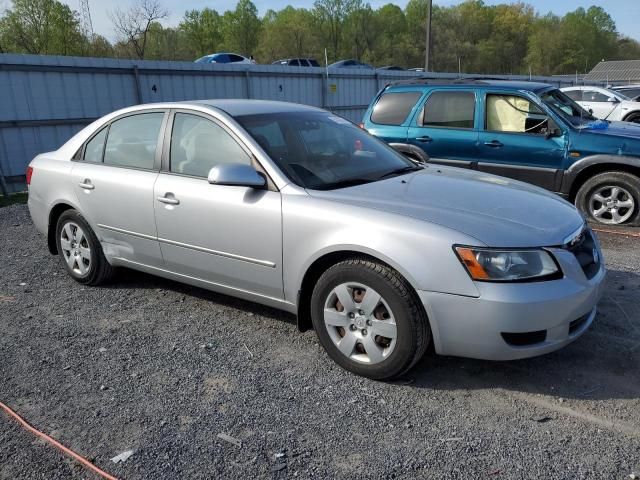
left=207, top=163, right=266, bottom=188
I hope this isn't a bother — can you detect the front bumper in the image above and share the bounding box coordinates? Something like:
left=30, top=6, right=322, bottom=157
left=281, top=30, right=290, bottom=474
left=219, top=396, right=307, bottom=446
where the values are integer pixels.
left=418, top=246, right=606, bottom=361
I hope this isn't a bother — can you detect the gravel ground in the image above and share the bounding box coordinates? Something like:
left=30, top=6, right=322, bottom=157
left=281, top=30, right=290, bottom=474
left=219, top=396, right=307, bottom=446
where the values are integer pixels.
left=1, top=203, right=639, bottom=479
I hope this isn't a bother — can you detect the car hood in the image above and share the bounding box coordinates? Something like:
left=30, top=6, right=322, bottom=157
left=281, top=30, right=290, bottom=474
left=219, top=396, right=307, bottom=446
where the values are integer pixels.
left=307, top=167, right=584, bottom=247
left=580, top=120, right=640, bottom=140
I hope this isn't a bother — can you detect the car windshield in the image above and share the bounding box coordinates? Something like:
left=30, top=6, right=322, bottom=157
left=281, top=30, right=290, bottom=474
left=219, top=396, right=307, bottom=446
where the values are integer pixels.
left=539, top=89, right=597, bottom=127
left=236, top=111, right=419, bottom=190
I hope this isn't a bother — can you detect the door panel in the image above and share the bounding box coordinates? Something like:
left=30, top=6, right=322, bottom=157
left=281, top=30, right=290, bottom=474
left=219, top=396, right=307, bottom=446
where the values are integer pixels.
left=153, top=174, right=283, bottom=299
left=71, top=163, right=161, bottom=265
left=408, top=90, right=479, bottom=165
left=478, top=93, right=566, bottom=190
left=70, top=112, right=166, bottom=265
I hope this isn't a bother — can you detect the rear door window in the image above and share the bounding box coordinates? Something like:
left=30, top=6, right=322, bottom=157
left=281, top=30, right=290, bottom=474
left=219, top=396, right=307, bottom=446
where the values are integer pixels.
left=103, top=113, right=164, bottom=169
left=422, top=91, right=475, bottom=129
left=371, top=92, right=422, bottom=126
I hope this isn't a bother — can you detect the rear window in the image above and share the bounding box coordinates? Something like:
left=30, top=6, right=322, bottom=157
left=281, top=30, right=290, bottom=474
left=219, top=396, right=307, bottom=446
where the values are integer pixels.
left=422, top=91, right=475, bottom=129
left=371, top=92, right=422, bottom=126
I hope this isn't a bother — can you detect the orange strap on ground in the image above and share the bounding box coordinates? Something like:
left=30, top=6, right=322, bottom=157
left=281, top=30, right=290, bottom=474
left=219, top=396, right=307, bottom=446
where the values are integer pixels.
left=592, top=228, right=640, bottom=238
left=0, top=401, right=118, bottom=480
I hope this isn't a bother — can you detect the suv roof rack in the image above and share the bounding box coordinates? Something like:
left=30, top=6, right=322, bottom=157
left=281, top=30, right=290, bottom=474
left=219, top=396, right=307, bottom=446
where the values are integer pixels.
left=389, top=76, right=540, bottom=87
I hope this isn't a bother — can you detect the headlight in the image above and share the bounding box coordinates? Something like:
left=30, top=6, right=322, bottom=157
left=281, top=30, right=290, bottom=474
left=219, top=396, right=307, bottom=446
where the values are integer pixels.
left=454, top=246, right=560, bottom=282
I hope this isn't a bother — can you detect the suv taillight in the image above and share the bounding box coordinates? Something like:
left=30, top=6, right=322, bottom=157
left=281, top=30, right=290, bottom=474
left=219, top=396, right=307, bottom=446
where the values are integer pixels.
left=26, top=166, right=33, bottom=185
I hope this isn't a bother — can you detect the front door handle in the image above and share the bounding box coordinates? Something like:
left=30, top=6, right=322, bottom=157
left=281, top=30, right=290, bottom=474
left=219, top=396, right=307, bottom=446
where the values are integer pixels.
left=78, top=179, right=94, bottom=190
left=484, top=140, right=503, bottom=148
left=157, top=194, right=180, bottom=205
left=415, top=136, right=432, bottom=143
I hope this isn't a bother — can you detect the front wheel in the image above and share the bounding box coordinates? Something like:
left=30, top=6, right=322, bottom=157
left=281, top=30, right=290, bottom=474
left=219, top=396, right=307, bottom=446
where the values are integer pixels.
left=311, top=258, right=430, bottom=380
left=575, top=171, right=640, bottom=226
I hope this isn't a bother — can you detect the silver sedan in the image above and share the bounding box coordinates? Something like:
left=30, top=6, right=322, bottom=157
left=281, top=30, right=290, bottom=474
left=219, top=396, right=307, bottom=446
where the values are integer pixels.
left=27, top=100, right=606, bottom=379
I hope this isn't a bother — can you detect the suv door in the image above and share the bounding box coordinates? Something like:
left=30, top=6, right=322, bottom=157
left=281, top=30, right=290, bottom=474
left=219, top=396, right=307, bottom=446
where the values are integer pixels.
left=153, top=110, right=283, bottom=299
left=407, top=90, right=479, bottom=166
left=477, top=92, right=566, bottom=191
left=70, top=111, right=167, bottom=266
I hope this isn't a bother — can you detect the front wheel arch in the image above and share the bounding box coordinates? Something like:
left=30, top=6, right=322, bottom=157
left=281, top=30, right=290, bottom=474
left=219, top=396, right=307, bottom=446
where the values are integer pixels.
left=296, top=251, right=426, bottom=334
left=623, top=111, right=640, bottom=122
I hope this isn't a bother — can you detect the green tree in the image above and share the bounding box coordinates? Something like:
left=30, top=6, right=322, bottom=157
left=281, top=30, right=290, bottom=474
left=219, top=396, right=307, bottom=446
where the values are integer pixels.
left=313, top=0, right=358, bottom=62
left=0, top=0, right=85, bottom=55
left=257, top=7, right=318, bottom=62
left=179, top=8, right=222, bottom=59
left=221, top=0, right=261, bottom=57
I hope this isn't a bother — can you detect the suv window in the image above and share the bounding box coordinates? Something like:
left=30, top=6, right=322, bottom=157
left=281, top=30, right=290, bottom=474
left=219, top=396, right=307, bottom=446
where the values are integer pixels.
left=103, top=113, right=164, bottom=169
left=309, top=59, right=320, bottom=67
left=84, top=127, right=108, bottom=163
left=170, top=113, right=250, bottom=178
left=486, top=94, right=549, bottom=135
left=371, top=92, right=422, bottom=126
left=290, top=59, right=300, bottom=66
left=422, top=91, right=475, bottom=129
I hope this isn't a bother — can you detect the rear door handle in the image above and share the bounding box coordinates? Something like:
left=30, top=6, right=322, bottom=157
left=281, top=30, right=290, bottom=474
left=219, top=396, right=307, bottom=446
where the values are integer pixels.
left=484, top=140, right=503, bottom=148
left=157, top=194, right=180, bottom=205
left=415, top=136, right=432, bottom=143
left=78, top=179, right=94, bottom=190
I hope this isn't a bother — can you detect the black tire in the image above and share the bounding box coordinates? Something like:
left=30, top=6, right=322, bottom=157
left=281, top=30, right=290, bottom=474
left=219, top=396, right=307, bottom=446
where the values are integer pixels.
left=310, top=258, right=430, bottom=380
left=623, top=112, right=640, bottom=124
left=55, top=210, right=114, bottom=285
left=575, top=171, right=640, bottom=226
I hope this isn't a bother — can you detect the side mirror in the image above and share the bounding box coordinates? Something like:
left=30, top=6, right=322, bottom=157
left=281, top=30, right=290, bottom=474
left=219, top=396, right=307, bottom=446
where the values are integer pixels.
left=607, top=97, right=620, bottom=103
left=588, top=108, right=594, bottom=114
left=208, top=163, right=266, bottom=188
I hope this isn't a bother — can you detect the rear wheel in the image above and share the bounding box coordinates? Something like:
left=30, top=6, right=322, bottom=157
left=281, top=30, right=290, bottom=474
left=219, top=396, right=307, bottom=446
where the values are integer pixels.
left=55, top=210, right=114, bottom=285
left=575, top=171, right=640, bottom=226
left=311, top=258, right=430, bottom=380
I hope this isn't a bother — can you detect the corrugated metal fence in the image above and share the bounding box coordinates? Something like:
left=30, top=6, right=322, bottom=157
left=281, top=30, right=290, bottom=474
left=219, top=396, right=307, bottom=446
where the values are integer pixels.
left=0, top=53, right=585, bottom=194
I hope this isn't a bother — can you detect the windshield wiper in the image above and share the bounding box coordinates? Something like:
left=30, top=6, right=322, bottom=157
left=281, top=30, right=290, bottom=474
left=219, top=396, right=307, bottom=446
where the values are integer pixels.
left=377, top=165, right=423, bottom=180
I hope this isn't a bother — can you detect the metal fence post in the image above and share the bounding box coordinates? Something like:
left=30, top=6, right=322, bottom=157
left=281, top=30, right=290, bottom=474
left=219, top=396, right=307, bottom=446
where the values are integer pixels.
left=244, top=70, right=252, bottom=99
left=132, top=65, right=143, bottom=104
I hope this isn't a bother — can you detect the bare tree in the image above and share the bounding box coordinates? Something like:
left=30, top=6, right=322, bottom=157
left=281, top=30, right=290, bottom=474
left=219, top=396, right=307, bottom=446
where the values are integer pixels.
left=110, top=0, right=167, bottom=59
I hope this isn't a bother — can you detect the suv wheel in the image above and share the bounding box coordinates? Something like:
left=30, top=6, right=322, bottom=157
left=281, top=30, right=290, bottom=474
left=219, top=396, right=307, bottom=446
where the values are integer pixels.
left=575, top=171, right=640, bottom=226
left=310, top=258, right=430, bottom=380
left=56, top=210, right=114, bottom=285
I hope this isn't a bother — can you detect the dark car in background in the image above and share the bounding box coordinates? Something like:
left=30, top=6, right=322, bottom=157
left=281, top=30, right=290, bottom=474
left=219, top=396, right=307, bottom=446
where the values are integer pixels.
left=195, top=53, right=254, bottom=64
left=363, top=79, right=640, bottom=225
left=611, top=84, right=640, bottom=102
left=272, top=58, right=320, bottom=67
left=328, top=59, right=373, bottom=70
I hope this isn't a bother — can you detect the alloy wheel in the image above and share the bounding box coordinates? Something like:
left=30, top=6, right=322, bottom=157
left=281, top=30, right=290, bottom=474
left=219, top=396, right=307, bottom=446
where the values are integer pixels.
left=323, top=282, right=397, bottom=364
left=589, top=185, right=635, bottom=224
left=60, top=221, right=91, bottom=276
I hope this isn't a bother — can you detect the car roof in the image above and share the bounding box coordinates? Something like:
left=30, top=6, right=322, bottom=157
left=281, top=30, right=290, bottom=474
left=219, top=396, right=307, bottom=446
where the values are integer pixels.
left=183, top=99, right=325, bottom=116
left=387, top=78, right=553, bottom=92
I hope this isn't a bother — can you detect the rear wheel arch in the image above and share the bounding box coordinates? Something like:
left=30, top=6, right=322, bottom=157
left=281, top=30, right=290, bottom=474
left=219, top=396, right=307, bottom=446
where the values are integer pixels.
left=47, top=203, right=75, bottom=254
left=296, top=250, right=426, bottom=333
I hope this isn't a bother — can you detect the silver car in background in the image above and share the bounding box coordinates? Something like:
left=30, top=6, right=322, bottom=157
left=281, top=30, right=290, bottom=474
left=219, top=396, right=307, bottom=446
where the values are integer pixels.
left=27, top=100, right=606, bottom=379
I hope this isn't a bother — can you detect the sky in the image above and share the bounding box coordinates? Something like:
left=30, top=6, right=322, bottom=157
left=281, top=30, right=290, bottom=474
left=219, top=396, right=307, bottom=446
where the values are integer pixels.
left=58, top=0, right=640, bottom=43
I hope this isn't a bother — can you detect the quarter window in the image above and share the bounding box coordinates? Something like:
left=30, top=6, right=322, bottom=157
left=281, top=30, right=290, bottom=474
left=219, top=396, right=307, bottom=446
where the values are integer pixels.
left=371, top=92, right=422, bottom=126
left=486, top=94, right=549, bottom=135
left=103, top=113, right=164, bottom=169
left=422, top=91, right=475, bottom=129
left=83, top=127, right=108, bottom=163
left=170, top=113, right=250, bottom=178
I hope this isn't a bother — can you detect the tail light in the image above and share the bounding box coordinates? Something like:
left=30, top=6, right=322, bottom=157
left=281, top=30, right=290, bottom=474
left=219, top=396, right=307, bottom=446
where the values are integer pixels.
left=26, top=166, right=33, bottom=185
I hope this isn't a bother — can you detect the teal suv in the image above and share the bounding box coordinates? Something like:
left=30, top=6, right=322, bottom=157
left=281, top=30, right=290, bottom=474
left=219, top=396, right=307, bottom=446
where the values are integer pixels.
left=362, top=79, right=640, bottom=225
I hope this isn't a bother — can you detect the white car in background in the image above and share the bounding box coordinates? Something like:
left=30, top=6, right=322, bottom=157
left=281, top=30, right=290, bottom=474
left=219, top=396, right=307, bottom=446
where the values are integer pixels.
left=561, top=86, right=640, bottom=123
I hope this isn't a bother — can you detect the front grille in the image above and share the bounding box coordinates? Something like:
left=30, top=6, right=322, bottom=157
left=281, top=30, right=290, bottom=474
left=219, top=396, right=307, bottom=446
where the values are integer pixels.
left=563, top=228, right=600, bottom=279
left=569, top=313, right=590, bottom=335
left=501, top=330, right=547, bottom=347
